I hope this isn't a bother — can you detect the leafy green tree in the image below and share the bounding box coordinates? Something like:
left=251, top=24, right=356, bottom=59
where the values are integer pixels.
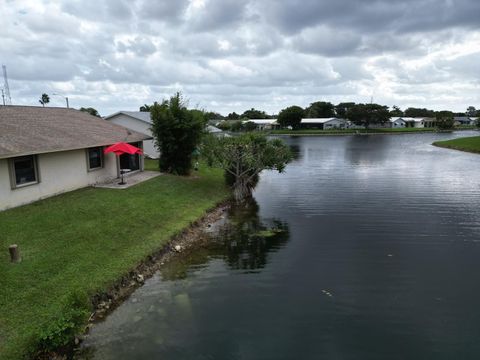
left=305, top=101, right=335, bottom=118
left=230, top=120, right=244, bottom=132
left=466, top=106, right=477, bottom=117
left=334, top=102, right=355, bottom=118
left=227, top=112, right=241, bottom=120
left=39, top=93, right=50, bottom=107
left=346, top=103, right=390, bottom=129
left=436, top=111, right=454, bottom=130
left=278, top=106, right=304, bottom=129
left=150, top=92, right=206, bottom=175
left=390, top=105, right=403, bottom=116
left=205, top=111, right=224, bottom=120
left=241, top=108, right=268, bottom=119
left=243, top=121, right=257, bottom=132
left=202, top=133, right=292, bottom=202
left=79, top=107, right=101, bottom=117
left=139, top=104, right=151, bottom=112
left=404, top=107, right=435, bottom=117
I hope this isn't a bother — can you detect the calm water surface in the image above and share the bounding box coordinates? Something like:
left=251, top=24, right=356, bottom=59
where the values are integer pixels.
left=81, top=132, right=480, bottom=360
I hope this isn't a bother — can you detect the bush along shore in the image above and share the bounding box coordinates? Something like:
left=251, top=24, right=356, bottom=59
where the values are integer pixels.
left=433, top=136, right=480, bottom=154
left=0, top=163, right=230, bottom=359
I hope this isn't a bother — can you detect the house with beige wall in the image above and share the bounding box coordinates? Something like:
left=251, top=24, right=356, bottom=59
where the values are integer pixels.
left=0, top=106, right=150, bottom=211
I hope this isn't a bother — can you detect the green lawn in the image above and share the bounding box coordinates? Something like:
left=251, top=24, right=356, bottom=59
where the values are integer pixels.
left=433, top=136, right=480, bottom=154
left=0, top=163, right=229, bottom=359
left=270, top=127, right=439, bottom=135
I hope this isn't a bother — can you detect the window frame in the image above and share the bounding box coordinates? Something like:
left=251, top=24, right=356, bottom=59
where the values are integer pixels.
left=86, top=147, right=104, bottom=172
left=9, top=155, right=40, bottom=189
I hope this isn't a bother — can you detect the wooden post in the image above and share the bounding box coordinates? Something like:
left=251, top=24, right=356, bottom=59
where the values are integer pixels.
left=9, top=244, right=21, bottom=263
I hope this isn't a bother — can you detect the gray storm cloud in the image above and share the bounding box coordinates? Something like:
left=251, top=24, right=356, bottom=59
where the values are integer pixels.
left=0, top=0, right=478, bottom=115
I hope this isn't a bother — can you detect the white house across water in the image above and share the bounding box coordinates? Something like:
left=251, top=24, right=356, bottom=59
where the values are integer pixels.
left=300, top=118, right=347, bottom=130
left=0, top=106, right=149, bottom=211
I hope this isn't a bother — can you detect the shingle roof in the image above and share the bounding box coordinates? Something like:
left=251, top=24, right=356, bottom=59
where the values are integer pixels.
left=104, top=111, right=152, bottom=124
left=0, top=106, right=151, bottom=159
left=301, top=118, right=344, bottom=124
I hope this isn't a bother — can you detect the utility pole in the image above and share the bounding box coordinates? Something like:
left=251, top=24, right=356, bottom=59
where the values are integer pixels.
left=53, top=93, right=69, bottom=108
left=2, top=65, right=11, bottom=105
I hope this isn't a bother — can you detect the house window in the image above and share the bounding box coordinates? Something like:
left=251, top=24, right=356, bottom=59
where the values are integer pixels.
left=10, top=155, right=39, bottom=188
left=87, top=147, right=103, bottom=171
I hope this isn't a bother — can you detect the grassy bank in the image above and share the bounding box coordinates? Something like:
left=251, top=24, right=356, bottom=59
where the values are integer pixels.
left=0, top=162, right=229, bottom=359
left=433, top=136, right=480, bottom=154
left=270, top=127, right=440, bottom=135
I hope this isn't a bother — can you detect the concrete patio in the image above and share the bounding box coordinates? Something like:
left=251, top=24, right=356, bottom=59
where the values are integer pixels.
left=94, top=171, right=162, bottom=189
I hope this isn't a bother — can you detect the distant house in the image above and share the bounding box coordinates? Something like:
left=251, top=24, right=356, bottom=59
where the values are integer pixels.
left=454, top=117, right=476, bottom=126
left=0, top=106, right=149, bottom=211
left=206, top=125, right=229, bottom=137
left=389, top=117, right=407, bottom=128
left=243, top=119, right=279, bottom=130
left=388, top=117, right=436, bottom=128
left=105, top=111, right=159, bottom=158
left=300, top=118, right=347, bottom=130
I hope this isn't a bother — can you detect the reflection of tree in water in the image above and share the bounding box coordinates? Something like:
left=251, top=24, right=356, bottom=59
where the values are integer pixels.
left=288, top=144, right=301, bottom=161
left=344, top=135, right=389, bottom=165
left=214, top=200, right=289, bottom=272
left=160, top=199, right=290, bottom=280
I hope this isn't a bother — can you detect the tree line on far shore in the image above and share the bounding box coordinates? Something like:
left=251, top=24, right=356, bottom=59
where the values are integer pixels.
left=212, top=102, right=479, bottom=131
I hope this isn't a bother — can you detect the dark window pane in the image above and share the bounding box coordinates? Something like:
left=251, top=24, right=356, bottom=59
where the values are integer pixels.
left=89, top=148, right=102, bottom=169
left=14, top=157, right=36, bottom=185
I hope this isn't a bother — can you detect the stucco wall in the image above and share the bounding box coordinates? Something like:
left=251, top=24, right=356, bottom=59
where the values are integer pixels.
left=0, top=149, right=118, bottom=211
left=107, top=115, right=159, bottom=158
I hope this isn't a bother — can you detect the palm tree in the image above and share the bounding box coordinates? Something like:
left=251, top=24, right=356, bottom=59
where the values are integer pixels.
left=39, top=93, right=50, bottom=107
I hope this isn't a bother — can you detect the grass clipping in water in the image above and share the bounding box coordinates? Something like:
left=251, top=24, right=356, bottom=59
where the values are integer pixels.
left=253, top=228, right=285, bottom=238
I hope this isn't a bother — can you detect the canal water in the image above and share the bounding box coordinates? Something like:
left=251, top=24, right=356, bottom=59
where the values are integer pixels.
left=81, top=132, right=480, bottom=360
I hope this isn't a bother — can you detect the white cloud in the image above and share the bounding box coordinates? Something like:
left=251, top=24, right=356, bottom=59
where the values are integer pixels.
left=0, top=0, right=479, bottom=116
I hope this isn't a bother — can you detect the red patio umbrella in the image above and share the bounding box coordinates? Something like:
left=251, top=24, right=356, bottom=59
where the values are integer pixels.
left=104, top=142, right=143, bottom=156
left=104, top=142, right=143, bottom=184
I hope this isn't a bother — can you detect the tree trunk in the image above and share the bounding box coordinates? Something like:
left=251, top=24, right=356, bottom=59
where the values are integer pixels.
left=233, top=177, right=252, bottom=203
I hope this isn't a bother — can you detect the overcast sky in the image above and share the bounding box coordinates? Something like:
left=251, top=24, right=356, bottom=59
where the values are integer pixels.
left=1, top=0, right=479, bottom=116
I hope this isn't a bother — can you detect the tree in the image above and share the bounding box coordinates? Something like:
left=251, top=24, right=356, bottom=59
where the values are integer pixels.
left=79, top=107, right=101, bottom=117
left=202, top=133, right=293, bottom=203
left=334, top=102, right=355, bottom=118
left=39, top=93, right=50, bottom=107
left=404, top=107, right=435, bottom=117
left=277, top=106, right=304, bottom=129
left=305, top=101, right=335, bottom=118
left=436, top=110, right=454, bottom=130
left=205, top=111, right=224, bottom=120
left=227, top=112, right=240, bottom=120
left=466, top=106, right=477, bottom=117
left=346, top=103, right=390, bottom=129
left=243, top=121, right=257, bottom=132
left=241, top=108, right=268, bottom=119
left=390, top=105, right=403, bottom=116
left=139, top=104, right=151, bottom=112
left=150, top=92, right=206, bottom=175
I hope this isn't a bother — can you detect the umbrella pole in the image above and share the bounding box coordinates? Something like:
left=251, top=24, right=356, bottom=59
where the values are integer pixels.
left=118, top=155, right=126, bottom=185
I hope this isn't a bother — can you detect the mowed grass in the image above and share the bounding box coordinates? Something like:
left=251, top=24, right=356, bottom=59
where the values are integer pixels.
left=0, top=162, right=229, bottom=359
left=433, top=136, right=480, bottom=154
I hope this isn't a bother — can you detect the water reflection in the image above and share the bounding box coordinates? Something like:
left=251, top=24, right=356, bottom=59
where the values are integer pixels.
left=344, top=135, right=389, bottom=165
left=160, top=200, right=290, bottom=281
left=82, top=131, right=480, bottom=360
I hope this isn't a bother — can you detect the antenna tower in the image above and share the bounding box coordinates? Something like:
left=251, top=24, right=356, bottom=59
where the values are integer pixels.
left=2, top=65, right=12, bottom=105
